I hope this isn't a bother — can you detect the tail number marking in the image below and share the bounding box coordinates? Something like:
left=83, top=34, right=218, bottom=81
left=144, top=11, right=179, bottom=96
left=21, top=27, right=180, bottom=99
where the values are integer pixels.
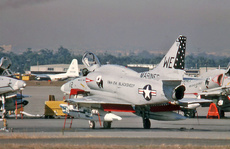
left=163, top=57, right=175, bottom=68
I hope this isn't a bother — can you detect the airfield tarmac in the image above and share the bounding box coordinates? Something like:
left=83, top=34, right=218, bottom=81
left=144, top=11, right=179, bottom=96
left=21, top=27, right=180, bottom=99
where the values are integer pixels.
left=1, top=84, right=230, bottom=146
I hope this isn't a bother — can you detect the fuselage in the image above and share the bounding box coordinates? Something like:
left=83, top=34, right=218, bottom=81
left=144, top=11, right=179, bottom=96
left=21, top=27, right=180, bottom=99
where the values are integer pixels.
left=184, top=69, right=230, bottom=98
left=0, top=76, right=26, bottom=94
left=62, top=65, right=171, bottom=105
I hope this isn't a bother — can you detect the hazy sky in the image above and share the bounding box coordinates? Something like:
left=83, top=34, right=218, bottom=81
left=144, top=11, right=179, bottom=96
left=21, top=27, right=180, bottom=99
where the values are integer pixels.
left=1, top=0, right=230, bottom=56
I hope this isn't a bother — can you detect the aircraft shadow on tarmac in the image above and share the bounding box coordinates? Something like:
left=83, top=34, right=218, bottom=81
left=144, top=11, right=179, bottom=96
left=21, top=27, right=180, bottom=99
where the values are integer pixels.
left=10, top=125, right=229, bottom=133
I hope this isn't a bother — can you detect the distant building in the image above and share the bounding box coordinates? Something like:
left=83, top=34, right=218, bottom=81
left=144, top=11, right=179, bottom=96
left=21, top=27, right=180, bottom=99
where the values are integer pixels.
left=0, top=45, right=12, bottom=53
left=184, top=69, right=199, bottom=77
left=199, top=67, right=226, bottom=76
left=184, top=67, right=227, bottom=77
left=127, top=64, right=226, bottom=77
left=30, top=64, right=85, bottom=74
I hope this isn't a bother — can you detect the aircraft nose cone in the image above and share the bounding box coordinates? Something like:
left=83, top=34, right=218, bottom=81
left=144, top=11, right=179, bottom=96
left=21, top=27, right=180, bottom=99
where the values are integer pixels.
left=17, top=80, right=26, bottom=90
left=61, top=84, right=65, bottom=92
left=23, top=82, right=27, bottom=88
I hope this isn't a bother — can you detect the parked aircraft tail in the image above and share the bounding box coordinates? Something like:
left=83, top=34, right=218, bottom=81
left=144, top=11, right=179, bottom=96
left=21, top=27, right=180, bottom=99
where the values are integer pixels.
left=151, top=35, right=186, bottom=81
left=66, top=59, right=79, bottom=77
left=226, top=62, right=230, bottom=75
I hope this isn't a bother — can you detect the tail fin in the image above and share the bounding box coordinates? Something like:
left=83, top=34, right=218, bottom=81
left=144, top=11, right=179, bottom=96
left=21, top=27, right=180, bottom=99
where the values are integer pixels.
left=151, top=35, right=186, bottom=80
left=66, top=59, right=79, bottom=77
left=226, top=62, right=230, bottom=75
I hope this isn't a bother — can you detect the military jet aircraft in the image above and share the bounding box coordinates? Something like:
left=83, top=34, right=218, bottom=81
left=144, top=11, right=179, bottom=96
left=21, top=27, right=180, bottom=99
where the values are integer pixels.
left=0, top=57, right=27, bottom=122
left=0, top=93, right=29, bottom=113
left=182, top=64, right=230, bottom=117
left=60, top=35, right=210, bottom=129
left=0, top=57, right=14, bottom=76
left=0, top=76, right=27, bottom=131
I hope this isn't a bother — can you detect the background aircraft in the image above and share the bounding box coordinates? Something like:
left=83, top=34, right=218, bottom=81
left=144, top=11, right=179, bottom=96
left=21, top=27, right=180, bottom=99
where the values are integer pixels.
left=0, top=57, right=14, bottom=76
left=0, top=94, right=29, bottom=113
left=60, top=35, right=210, bottom=129
left=0, top=57, right=27, bottom=131
left=36, top=59, right=79, bottom=81
left=182, top=64, right=230, bottom=117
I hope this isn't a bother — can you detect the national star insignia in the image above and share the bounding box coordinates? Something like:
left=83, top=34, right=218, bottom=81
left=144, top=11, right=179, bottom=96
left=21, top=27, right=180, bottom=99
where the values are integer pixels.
left=138, top=84, right=157, bottom=101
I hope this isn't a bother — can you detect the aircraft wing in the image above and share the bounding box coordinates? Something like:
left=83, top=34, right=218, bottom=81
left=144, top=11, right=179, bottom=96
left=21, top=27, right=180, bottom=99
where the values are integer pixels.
left=65, top=96, right=186, bottom=119
left=67, top=95, right=133, bottom=106
left=200, top=86, right=230, bottom=96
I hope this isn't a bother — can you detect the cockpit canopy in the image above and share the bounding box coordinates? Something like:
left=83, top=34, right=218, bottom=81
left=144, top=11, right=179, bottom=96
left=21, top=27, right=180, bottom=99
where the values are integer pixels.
left=0, top=57, right=13, bottom=76
left=82, top=52, right=101, bottom=72
left=0, top=57, right=11, bottom=69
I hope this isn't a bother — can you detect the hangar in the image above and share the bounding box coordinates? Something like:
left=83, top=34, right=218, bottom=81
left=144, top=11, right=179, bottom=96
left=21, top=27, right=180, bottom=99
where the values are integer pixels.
left=30, top=64, right=85, bottom=74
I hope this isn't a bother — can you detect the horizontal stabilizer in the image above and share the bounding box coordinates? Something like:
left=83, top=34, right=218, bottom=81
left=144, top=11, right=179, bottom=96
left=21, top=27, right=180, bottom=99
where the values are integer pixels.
left=179, top=98, right=212, bottom=106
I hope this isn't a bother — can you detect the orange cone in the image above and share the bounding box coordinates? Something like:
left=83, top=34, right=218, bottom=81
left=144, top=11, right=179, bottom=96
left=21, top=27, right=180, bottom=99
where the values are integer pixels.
left=207, top=103, right=220, bottom=119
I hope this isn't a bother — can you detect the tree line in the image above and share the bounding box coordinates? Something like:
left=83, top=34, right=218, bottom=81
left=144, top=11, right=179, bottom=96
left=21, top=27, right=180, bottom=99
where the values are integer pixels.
left=0, top=46, right=229, bottom=73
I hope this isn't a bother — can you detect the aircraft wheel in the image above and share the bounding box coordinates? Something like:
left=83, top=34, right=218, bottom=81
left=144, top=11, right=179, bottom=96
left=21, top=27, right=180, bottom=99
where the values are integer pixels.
left=143, top=118, right=151, bottom=129
left=103, top=121, right=112, bottom=129
left=217, top=107, right=225, bottom=118
left=183, top=109, right=196, bottom=118
left=219, top=110, right=225, bottom=118
left=89, top=120, right=95, bottom=129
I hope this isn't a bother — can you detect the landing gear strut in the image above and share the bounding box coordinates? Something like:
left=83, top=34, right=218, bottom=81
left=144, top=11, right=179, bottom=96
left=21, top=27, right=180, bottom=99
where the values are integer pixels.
left=217, top=107, right=225, bottom=118
left=88, top=121, right=112, bottom=129
left=89, top=120, right=95, bottom=129
left=1, top=95, right=9, bottom=132
left=103, top=121, right=112, bottom=129
left=183, top=109, right=196, bottom=118
left=143, top=118, right=151, bottom=129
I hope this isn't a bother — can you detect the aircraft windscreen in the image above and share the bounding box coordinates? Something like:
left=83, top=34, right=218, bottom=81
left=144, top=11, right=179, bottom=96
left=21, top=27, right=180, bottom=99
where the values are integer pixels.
left=0, top=57, right=12, bottom=76
left=82, top=52, right=100, bottom=67
left=82, top=52, right=101, bottom=71
left=0, top=57, right=12, bottom=69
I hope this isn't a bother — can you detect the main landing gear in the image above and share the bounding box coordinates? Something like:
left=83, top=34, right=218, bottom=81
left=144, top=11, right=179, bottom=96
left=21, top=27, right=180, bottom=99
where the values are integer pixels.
left=183, top=109, right=196, bottom=118
left=103, top=121, right=112, bottom=129
left=89, top=120, right=95, bottom=129
left=0, top=95, right=9, bottom=132
left=135, top=106, right=152, bottom=129
left=143, top=118, right=151, bottom=129
left=88, top=120, right=112, bottom=129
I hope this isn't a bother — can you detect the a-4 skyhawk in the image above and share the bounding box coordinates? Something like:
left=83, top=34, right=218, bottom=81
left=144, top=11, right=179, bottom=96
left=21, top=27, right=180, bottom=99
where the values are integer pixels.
left=181, top=64, right=230, bottom=117
left=0, top=57, right=27, bottom=116
left=0, top=57, right=27, bottom=131
left=60, top=35, right=210, bottom=129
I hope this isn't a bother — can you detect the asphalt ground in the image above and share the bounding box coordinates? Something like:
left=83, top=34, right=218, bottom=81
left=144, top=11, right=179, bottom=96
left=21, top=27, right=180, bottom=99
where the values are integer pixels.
left=1, top=85, right=230, bottom=146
